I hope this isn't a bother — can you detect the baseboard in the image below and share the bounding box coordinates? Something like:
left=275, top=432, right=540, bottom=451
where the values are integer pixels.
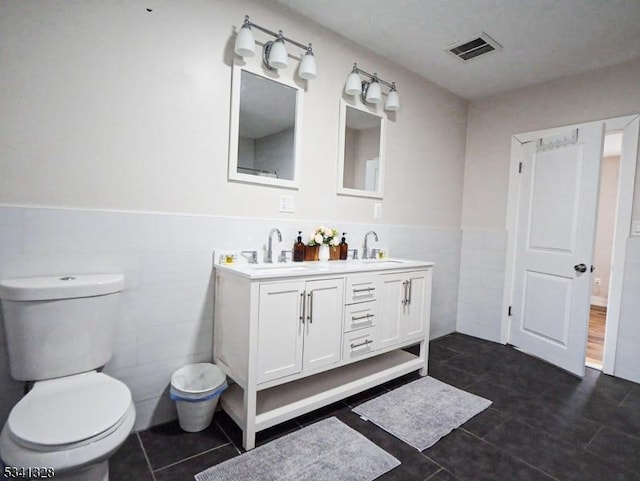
left=590, top=296, right=607, bottom=307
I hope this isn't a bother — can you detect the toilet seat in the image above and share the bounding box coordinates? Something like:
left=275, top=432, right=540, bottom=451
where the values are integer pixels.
left=0, top=402, right=136, bottom=477
left=7, top=372, right=131, bottom=450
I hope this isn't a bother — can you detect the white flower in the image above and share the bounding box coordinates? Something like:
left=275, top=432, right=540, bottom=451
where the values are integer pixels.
left=314, top=233, right=324, bottom=244
left=330, top=237, right=340, bottom=246
left=324, top=227, right=333, bottom=237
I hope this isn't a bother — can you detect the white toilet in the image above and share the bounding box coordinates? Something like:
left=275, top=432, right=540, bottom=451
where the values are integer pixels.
left=0, top=274, right=135, bottom=481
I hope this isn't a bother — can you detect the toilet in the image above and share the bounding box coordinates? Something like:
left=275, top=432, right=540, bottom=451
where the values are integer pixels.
left=0, top=274, right=135, bottom=481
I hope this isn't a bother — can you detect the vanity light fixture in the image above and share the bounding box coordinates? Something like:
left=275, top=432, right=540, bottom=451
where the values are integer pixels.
left=265, top=32, right=288, bottom=70
left=344, top=63, right=400, bottom=111
left=234, top=15, right=317, bottom=80
left=365, top=76, right=382, bottom=104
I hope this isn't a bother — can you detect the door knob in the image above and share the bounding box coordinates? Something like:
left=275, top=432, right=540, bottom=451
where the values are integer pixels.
left=574, top=263, right=587, bottom=273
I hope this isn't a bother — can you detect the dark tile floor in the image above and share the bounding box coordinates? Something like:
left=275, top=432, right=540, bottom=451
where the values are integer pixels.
left=111, top=333, right=640, bottom=481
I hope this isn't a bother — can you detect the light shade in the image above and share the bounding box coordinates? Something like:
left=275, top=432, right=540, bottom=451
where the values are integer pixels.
left=385, top=89, right=400, bottom=111
left=299, top=51, right=317, bottom=80
left=365, top=81, right=382, bottom=104
left=268, top=39, right=288, bottom=70
left=345, top=72, right=361, bottom=96
left=234, top=26, right=255, bottom=58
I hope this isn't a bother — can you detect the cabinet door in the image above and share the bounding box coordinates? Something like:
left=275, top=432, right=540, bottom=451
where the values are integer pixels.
left=302, top=278, right=344, bottom=371
left=377, top=273, right=404, bottom=350
left=401, top=272, right=427, bottom=341
left=257, top=281, right=305, bottom=384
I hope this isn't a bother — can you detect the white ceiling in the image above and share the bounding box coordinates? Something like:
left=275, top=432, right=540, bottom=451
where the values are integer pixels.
left=277, top=0, right=640, bottom=99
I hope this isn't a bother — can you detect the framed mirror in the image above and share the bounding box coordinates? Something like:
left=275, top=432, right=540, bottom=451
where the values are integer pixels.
left=229, top=62, right=303, bottom=189
left=337, top=99, right=386, bottom=198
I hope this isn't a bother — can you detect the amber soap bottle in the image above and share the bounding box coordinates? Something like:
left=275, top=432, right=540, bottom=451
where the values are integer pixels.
left=293, top=231, right=305, bottom=262
left=339, top=233, right=348, bottom=260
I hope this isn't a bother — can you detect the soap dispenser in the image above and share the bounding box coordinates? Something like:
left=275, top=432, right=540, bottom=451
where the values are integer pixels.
left=339, top=233, right=349, bottom=260
left=293, top=231, right=305, bottom=262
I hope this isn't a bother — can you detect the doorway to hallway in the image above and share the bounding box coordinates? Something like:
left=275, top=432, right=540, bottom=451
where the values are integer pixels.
left=502, top=114, right=639, bottom=377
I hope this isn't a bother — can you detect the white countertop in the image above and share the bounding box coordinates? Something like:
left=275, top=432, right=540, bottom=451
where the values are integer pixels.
left=213, top=258, right=434, bottom=280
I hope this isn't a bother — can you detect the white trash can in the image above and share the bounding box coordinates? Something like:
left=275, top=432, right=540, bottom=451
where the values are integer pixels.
left=170, top=363, right=227, bottom=432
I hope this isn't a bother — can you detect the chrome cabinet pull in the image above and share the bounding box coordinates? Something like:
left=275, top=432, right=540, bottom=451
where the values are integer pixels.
left=402, top=280, right=408, bottom=305
left=351, top=313, right=373, bottom=322
left=299, top=291, right=305, bottom=324
left=350, top=339, right=373, bottom=350
left=307, top=291, right=313, bottom=323
left=407, top=279, right=412, bottom=305
left=353, top=287, right=375, bottom=294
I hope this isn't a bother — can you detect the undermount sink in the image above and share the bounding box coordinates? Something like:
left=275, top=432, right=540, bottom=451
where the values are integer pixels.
left=250, top=264, right=308, bottom=272
left=345, top=259, right=407, bottom=269
left=360, top=261, right=406, bottom=268
left=360, top=259, right=404, bottom=264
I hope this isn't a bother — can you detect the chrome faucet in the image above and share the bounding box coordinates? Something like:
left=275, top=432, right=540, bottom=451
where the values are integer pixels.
left=363, top=231, right=379, bottom=259
left=266, top=228, right=282, bottom=263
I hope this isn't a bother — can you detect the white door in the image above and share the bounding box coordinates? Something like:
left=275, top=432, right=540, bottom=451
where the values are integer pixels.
left=510, top=123, right=604, bottom=377
left=257, top=281, right=305, bottom=384
left=365, top=159, right=379, bottom=191
left=302, top=278, right=344, bottom=371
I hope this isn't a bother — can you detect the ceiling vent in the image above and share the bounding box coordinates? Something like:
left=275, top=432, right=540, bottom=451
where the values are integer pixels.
left=446, top=32, right=502, bottom=62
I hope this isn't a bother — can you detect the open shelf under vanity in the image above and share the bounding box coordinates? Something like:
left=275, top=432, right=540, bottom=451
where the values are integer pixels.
left=221, top=349, right=422, bottom=433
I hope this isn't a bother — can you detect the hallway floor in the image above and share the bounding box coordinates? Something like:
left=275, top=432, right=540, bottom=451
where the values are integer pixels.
left=586, top=305, right=606, bottom=369
left=111, top=333, right=640, bottom=481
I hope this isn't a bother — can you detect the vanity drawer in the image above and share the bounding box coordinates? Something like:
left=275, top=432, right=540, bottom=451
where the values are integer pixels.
left=342, top=328, right=375, bottom=362
left=345, top=275, right=377, bottom=304
left=344, top=301, right=377, bottom=333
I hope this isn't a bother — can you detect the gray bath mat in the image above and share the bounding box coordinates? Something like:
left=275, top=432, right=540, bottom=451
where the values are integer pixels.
left=194, top=417, right=400, bottom=481
left=353, top=376, right=491, bottom=451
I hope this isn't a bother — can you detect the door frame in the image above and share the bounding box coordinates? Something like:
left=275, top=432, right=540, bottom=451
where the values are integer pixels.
left=501, top=114, right=639, bottom=375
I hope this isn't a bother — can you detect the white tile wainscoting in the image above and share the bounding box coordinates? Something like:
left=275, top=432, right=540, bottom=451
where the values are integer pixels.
left=0, top=206, right=461, bottom=430
left=456, top=229, right=507, bottom=343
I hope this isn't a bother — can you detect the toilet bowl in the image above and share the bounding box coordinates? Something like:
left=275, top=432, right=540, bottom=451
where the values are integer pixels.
left=0, top=274, right=134, bottom=481
left=0, top=372, right=136, bottom=481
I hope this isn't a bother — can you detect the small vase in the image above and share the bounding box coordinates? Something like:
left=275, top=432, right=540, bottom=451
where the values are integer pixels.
left=318, top=244, right=330, bottom=262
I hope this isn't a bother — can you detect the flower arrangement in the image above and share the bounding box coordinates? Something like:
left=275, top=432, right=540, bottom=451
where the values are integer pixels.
left=308, top=226, right=340, bottom=247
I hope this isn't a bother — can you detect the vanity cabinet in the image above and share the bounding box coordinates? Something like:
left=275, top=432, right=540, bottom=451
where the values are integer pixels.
left=213, top=261, right=432, bottom=450
left=257, top=278, right=343, bottom=384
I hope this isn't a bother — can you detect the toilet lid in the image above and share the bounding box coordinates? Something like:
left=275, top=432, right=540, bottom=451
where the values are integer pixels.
left=8, top=372, right=132, bottom=448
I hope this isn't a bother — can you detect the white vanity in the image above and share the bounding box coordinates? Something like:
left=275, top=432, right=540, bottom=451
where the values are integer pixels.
left=213, top=258, right=433, bottom=449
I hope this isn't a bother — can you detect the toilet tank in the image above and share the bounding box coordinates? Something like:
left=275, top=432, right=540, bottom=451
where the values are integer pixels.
left=0, top=274, right=125, bottom=381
